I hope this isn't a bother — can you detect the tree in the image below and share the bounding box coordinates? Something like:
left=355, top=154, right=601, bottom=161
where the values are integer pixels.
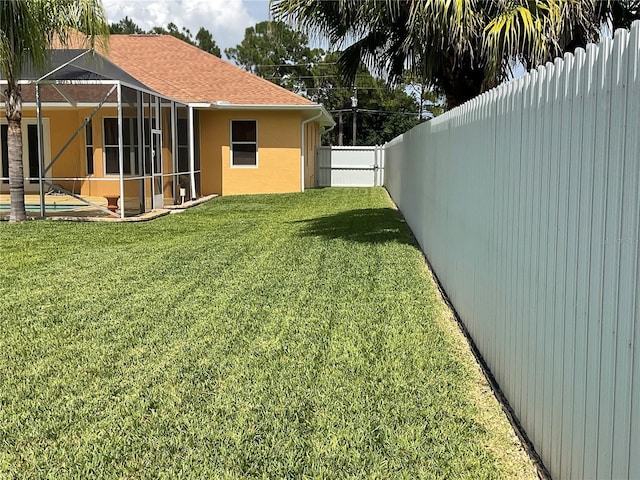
left=117, top=20, right=221, bottom=58
left=149, top=22, right=195, bottom=45
left=225, top=21, right=323, bottom=94
left=1, top=0, right=109, bottom=222
left=309, top=53, right=422, bottom=146
left=109, top=16, right=144, bottom=34
left=195, top=27, right=221, bottom=57
left=272, top=0, right=640, bottom=108
left=403, top=73, right=445, bottom=120
left=109, top=18, right=222, bottom=57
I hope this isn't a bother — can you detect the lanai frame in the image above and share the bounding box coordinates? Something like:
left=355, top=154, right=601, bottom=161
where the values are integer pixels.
left=1, top=49, right=201, bottom=219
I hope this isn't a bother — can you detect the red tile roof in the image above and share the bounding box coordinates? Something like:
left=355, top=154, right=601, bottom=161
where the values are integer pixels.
left=104, top=35, right=315, bottom=106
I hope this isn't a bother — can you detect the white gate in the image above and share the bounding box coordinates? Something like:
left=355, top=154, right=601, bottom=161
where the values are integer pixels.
left=315, top=145, right=385, bottom=187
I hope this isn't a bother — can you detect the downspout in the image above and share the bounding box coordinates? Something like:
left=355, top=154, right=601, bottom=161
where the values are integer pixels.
left=300, top=109, right=323, bottom=192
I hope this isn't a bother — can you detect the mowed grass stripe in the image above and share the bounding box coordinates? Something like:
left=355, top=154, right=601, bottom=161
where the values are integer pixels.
left=0, top=188, right=535, bottom=479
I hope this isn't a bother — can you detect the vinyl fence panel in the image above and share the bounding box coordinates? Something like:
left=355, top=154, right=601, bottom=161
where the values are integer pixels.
left=384, top=21, right=640, bottom=480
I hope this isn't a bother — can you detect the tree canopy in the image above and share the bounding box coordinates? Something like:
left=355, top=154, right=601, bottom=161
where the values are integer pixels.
left=109, top=16, right=143, bottom=34
left=309, top=53, right=425, bottom=145
left=225, top=21, right=323, bottom=94
left=272, top=0, right=640, bottom=108
left=225, top=22, right=429, bottom=145
left=195, top=27, right=221, bottom=57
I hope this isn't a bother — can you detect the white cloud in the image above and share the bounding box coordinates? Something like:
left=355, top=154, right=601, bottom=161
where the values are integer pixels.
left=103, top=0, right=266, bottom=51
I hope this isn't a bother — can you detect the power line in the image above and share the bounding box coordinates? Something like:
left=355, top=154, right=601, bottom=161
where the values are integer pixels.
left=304, top=86, right=400, bottom=91
left=329, top=108, right=421, bottom=116
left=241, top=61, right=339, bottom=68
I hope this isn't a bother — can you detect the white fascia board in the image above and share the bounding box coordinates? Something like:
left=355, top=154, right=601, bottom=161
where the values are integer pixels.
left=209, top=103, right=335, bottom=127
left=1, top=79, right=189, bottom=108
left=5, top=102, right=121, bottom=109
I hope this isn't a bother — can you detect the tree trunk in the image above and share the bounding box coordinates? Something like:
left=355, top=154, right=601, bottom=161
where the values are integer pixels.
left=5, top=84, right=26, bottom=222
left=439, top=55, right=487, bottom=110
left=443, top=72, right=484, bottom=110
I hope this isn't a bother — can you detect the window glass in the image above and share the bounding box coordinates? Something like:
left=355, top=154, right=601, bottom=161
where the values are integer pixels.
left=232, top=144, right=257, bottom=166
left=27, top=125, right=39, bottom=183
left=104, top=117, right=138, bottom=175
left=177, top=118, right=189, bottom=173
left=85, top=119, right=94, bottom=175
left=232, top=120, right=256, bottom=142
left=231, top=120, right=257, bottom=167
left=104, top=118, right=118, bottom=145
left=194, top=111, right=201, bottom=171
left=1, top=125, right=8, bottom=183
left=105, top=148, right=119, bottom=175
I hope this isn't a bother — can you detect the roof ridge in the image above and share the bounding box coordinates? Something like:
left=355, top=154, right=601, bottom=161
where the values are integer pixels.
left=156, top=35, right=314, bottom=105
left=104, top=34, right=319, bottom=106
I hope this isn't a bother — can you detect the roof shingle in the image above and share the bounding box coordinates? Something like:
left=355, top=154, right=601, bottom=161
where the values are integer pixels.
left=105, top=35, right=315, bottom=106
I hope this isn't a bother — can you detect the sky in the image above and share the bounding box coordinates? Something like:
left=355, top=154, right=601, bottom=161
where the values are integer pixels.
left=103, top=0, right=272, bottom=53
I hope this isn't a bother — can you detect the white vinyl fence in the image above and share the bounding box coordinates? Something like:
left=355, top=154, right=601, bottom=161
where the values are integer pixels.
left=385, top=22, right=640, bottom=480
left=316, top=145, right=384, bottom=187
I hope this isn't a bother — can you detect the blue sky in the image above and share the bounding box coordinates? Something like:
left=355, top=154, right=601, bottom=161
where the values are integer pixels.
left=103, top=0, right=272, bottom=53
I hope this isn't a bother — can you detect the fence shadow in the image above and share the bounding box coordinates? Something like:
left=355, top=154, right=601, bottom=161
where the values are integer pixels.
left=294, top=208, right=417, bottom=246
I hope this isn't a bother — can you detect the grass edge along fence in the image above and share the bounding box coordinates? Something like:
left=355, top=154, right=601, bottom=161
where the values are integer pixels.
left=385, top=21, right=640, bottom=480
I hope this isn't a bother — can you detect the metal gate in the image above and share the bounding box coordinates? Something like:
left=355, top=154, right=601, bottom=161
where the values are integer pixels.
left=315, top=145, right=385, bottom=187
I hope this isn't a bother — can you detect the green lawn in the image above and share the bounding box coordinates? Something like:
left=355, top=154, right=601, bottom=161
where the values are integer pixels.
left=0, top=188, right=534, bottom=479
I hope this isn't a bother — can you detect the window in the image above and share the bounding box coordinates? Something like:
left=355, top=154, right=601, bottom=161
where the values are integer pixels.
left=1, top=125, right=7, bottom=184
left=177, top=117, right=189, bottom=173
left=27, top=125, right=39, bottom=183
left=1, top=122, right=47, bottom=184
left=231, top=120, right=257, bottom=166
left=103, top=117, right=138, bottom=175
left=85, top=118, right=93, bottom=175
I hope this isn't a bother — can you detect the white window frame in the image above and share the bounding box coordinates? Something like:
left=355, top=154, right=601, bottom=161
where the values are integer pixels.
left=176, top=116, right=190, bottom=174
left=1, top=117, right=51, bottom=189
left=230, top=119, right=258, bottom=168
left=103, top=117, right=137, bottom=176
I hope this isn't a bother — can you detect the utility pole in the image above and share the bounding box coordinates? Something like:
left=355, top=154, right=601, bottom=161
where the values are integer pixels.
left=338, top=111, right=343, bottom=146
left=351, top=88, right=358, bottom=146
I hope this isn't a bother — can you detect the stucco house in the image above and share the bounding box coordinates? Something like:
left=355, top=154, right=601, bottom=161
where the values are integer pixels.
left=0, top=34, right=334, bottom=217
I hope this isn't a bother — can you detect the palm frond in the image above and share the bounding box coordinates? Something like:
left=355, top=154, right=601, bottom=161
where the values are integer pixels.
left=483, top=1, right=559, bottom=79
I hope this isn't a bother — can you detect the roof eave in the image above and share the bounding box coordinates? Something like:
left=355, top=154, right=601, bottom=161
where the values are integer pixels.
left=197, top=102, right=335, bottom=127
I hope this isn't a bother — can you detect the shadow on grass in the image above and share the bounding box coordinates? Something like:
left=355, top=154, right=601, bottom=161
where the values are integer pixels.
left=295, top=208, right=417, bottom=246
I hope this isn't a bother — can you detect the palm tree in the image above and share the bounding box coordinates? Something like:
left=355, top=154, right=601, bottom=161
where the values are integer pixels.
left=1, top=0, right=109, bottom=222
left=271, top=0, right=640, bottom=109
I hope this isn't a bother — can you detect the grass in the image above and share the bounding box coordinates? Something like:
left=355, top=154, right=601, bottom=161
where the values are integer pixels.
left=0, top=188, right=536, bottom=479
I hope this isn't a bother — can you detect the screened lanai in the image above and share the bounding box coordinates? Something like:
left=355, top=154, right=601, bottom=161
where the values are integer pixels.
left=0, top=49, right=201, bottom=218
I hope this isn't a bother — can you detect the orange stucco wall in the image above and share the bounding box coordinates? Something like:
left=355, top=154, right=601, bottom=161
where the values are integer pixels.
left=14, top=106, right=322, bottom=201
left=20, top=106, right=129, bottom=198
left=16, top=108, right=84, bottom=194
left=200, top=109, right=305, bottom=196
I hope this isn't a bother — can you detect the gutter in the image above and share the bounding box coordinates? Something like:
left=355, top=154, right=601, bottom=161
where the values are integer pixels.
left=197, top=102, right=335, bottom=128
